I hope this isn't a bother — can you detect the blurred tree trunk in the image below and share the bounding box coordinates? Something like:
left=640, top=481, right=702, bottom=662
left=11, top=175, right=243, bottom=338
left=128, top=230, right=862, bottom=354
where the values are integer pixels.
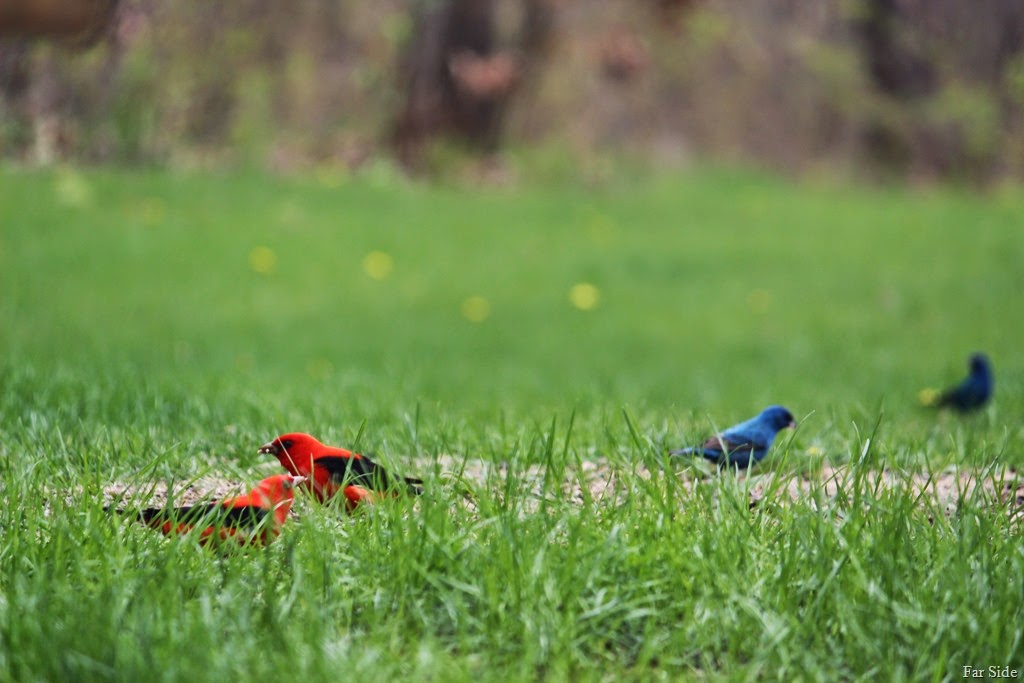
left=854, top=0, right=936, bottom=172
left=856, top=0, right=935, bottom=99
left=854, top=0, right=1024, bottom=179
left=0, top=0, right=120, bottom=164
left=392, top=0, right=553, bottom=168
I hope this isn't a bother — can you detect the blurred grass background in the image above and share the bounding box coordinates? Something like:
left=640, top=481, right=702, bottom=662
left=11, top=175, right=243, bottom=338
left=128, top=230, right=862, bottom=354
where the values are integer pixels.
left=2, top=165, right=1021, bottom=468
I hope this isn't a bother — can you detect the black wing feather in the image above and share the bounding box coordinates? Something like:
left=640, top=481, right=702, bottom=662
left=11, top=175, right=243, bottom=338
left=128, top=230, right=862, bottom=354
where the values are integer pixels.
left=128, top=503, right=269, bottom=532
left=314, top=455, right=423, bottom=495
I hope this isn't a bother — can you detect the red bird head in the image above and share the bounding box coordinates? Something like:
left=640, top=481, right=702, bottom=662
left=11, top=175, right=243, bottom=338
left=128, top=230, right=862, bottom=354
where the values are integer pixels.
left=257, top=433, right=326, bottom=476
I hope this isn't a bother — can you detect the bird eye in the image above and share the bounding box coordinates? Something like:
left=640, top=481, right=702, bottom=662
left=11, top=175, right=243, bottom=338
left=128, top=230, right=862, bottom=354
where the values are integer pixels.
left=282, top=439, right=294, bottom=449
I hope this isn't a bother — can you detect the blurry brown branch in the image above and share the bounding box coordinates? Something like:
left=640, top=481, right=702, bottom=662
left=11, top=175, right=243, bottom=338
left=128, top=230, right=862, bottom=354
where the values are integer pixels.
left=0, top=0, right=117, bottom=42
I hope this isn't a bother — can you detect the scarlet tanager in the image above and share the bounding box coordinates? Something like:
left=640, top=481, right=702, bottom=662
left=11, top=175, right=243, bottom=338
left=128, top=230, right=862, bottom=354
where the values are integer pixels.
left=110, top=474, right=304, bottom=546
left=259, top=432, right=423, bottom=510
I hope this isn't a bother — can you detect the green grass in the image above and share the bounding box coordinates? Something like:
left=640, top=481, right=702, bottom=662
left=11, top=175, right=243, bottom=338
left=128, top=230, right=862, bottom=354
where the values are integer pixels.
left=1, top=165, right=1022, bottom=681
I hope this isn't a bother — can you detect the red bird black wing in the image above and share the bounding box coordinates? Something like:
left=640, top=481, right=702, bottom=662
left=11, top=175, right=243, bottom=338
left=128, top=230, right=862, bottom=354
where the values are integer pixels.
left=314, top=455, right=424, bottom=495
left=131, top=502, right=270, bottom=533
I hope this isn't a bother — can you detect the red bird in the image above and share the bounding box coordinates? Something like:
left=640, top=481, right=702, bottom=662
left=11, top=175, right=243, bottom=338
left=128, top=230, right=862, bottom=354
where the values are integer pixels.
left=111, top=474, right=305, bottom=546
left=258, top=432, right=423, bottom=510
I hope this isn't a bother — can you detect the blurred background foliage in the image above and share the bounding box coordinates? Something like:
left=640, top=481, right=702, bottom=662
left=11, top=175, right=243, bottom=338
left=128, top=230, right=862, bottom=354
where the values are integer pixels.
left=2, top=0, right=1023, bottom=184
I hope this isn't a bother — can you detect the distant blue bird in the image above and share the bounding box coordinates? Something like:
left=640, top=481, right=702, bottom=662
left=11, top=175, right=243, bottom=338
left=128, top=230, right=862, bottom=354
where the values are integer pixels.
left=932, top=353, right=993, bottom=413
left=670, top=405, right=797, bottom=469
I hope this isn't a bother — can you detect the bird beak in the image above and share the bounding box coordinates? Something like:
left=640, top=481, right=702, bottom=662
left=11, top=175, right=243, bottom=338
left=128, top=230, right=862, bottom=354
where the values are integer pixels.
left=258, top=441, right=280, bottom=456
left=788, top=421, right=797, bottom=429
left=290, top=475, right=306, bottom=484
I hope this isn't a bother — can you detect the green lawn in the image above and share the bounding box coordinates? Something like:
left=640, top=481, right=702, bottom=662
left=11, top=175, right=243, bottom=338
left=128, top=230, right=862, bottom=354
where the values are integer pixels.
left=1, top=165, right=1022, bottom=681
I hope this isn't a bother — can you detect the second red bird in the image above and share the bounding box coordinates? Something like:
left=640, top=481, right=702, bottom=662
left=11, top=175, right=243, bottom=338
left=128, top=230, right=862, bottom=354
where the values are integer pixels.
left=112, top=473, right=304, bottom=546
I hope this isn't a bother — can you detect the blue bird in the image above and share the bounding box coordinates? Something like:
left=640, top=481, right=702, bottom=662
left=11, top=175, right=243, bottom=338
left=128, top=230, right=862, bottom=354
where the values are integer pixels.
left=670, top=405, right=797, bottom=469
left=932, top=353, right=993, bottom=413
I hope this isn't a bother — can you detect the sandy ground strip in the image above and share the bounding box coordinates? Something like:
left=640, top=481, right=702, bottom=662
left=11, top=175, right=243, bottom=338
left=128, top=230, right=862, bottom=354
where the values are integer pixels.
left=87, top=458, right=1024, bottom=520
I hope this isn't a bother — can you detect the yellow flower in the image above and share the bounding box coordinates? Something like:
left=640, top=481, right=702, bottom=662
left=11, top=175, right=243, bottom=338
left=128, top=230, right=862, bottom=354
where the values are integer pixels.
left=569, top=282, right=600, bottom=311
left=362, top=251, right=394, bottom=280
left=461, top=296, right=491, bottom=323
left=249, top=246, right=277, bottom=275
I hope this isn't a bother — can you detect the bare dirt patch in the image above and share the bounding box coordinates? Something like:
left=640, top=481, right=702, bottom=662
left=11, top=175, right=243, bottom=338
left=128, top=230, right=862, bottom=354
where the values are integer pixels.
left=749, top=464, right=1024, bottom=519
left=432, top=455, right=1024, bottom=519
left=93, top=458, right=1024, bottom=521
left=101, top=475, right=253, bottom=510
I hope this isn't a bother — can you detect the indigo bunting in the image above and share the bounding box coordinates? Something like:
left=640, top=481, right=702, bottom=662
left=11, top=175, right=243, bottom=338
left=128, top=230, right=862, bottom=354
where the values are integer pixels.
left=931, top=353, right=993, bottom=413
left=671, top=405, right=797, bottom=468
